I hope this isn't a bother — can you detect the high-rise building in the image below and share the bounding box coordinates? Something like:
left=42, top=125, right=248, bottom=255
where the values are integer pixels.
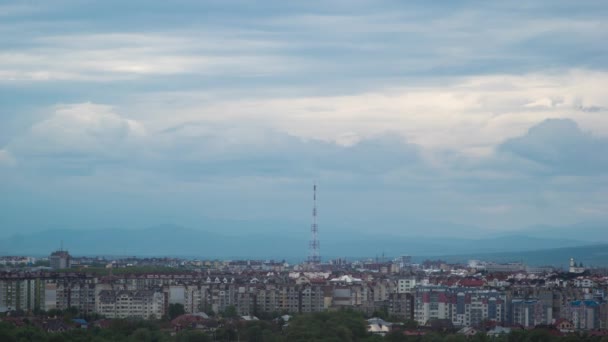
left=49, top=250, right=71, bottom=270
left=568, top=300, right=600, bottom=330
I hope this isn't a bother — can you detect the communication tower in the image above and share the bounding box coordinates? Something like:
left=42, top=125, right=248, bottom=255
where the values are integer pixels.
left=308, top=183, right=321, bottom=265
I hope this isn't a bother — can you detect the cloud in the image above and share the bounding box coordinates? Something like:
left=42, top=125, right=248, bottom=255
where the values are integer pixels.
left=140, top=123, right=423, bottom=179
left=0, top=32, right=295, bottom=82
left=0, top=149, right=16, bottom=167
left=498, top=118, right=608, bottom=175
left=2, top=103, right=607, bottom=233
left=4, top=103, right=424, bottom=178
left=8, top=103, right=145, bottom=174
left=0, top=1, right=607, bottom=235
left=126, top=69, right=608, bottom=156
left=1, top=1, right=607, bottom=83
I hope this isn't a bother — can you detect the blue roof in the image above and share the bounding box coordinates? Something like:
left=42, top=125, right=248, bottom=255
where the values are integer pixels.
left=72, top=318, right=88, bottom=325
left=570, top=300, right=599, bottom=307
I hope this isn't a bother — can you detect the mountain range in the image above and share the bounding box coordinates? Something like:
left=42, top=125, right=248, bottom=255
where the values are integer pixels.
left=0, top=222, right=605, bottom=266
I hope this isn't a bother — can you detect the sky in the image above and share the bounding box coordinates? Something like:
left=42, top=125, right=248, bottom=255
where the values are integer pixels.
left=1, top=0, right=607, bottom=239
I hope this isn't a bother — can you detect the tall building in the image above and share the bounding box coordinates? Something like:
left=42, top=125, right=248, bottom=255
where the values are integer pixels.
left=388, top=293, right=414, bottom=320
left=49, top=250, right=71, bottom=270
left=568, top=300, right=600, bottom=330
left=0, top=277, right=45, bottom=313
left=510, top=299, right=548, bottom=327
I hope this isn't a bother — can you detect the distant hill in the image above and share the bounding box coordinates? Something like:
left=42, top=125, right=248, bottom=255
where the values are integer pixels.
left=0, top=225, right=603, bottom=264
left=421, top=244, right=608, bottom=268
left=513, top=221, right=607, bottom=241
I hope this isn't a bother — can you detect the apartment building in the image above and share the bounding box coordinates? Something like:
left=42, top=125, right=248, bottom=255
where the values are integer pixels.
left=0, top=277, right=45, bottom=312
left=567, top=300, right=601, bottom=330
left=388, top=293, right=414, bottom=320
left=96, top=289, right=165, bottom=319
left=414, top=286, right=506, bottom=327
left=397, top=277, right=417, bottom=294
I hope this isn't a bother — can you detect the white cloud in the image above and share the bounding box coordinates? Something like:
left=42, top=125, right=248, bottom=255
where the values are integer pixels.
left=128, top=69, right=608, bottom=155
left=0, top=33, right=295, bottom=81
left=9, top=102, right=145, bottom=163
left=0, top=1, right=606, bottom=234
left=0, top=149, right=16, bottom=167
left=8, top=69, right=601, bottom=177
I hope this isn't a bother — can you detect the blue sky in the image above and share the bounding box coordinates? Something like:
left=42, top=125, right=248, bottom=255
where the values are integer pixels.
left=1, top=0, right=607, bottom=239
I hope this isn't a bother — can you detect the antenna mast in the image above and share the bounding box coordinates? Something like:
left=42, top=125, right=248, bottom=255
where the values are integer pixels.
left=308, top=183, right=321, bottom=265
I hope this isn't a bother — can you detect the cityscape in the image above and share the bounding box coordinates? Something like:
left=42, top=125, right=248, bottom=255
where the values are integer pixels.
left=1, top=246, right=608, bottom=340
left=2, top=0, right=608, bottom=341
left=1, top=185, right=606, bottom=340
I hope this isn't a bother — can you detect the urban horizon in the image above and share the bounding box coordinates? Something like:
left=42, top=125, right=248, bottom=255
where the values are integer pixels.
left=2, top=0, right=608, bottom=340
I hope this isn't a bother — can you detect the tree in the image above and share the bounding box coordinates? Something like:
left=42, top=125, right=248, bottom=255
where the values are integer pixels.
left=222, top=305, right=238, bottom=319
left=175, top=330, right=211, bottom=342
left=14, top=326, right=48, bottom=342
left=169, top=303, right=186, bottom=320
left=0, top=323, right=16, bottom=342
left=385, top=330, right=408, bottom=342
left=130, top=327, right=152, bottom=342
left=215, top=326, right=238, bottom=342
left=285, top=310, right=369, bottom=342
left=241, top=321, right=281, bottom=342
left=444, top=336, right=468, bottom=342
left=371, top=306, right=389, bottom=320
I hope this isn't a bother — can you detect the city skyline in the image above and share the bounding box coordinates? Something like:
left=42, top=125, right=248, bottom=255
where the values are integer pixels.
left=2, top=1, right=608, bottom=340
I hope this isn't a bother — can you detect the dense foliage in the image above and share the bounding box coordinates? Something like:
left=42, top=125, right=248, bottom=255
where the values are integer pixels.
left=168, top=304, right=186, bottom=320
left=1, top=311, right=608, bottom=342
left=285, top=310, right=376, bottom=342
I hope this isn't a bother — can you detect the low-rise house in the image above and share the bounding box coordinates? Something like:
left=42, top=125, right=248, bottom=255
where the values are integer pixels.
left=456, top=326, right=477, bottom=336
left=367, top=318, right=393, bottom=336
left=554, top=318, right=574, bottom=332
left=487, top=326, right=511, bottom=337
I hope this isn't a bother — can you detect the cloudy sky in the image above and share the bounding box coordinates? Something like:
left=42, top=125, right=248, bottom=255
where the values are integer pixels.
left=1, top=0, right=607, bottom=239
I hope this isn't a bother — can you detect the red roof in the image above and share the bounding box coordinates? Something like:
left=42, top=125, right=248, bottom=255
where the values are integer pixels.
left=460, top=279, right=485, bottom=287
left=554, top=318, right=573, bottom=326
left=171, top=314, right=206, bottom=327
left=404, top=330, right=427, bottom=336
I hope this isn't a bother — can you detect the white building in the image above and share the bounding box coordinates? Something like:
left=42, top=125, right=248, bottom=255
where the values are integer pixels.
left=397, top=277, right=417, bottom=293
left=569, top=258, right=585, bottom=274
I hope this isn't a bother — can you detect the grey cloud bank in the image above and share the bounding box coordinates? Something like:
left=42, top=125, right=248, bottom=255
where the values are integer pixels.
left=0, top=0, right=607, bottom=243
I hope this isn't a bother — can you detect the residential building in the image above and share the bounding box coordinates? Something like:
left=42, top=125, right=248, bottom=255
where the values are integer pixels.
left=96, top=289, right=165, bottom=319
left=49, top=251, right=71, bottom=270
left=568, top=300, right=600, bottom=330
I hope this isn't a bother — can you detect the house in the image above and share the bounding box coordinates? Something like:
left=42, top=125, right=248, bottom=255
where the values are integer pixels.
left=458, top=279, right=485, bottom=287
left=487, top=326, right=511, bottom=337
left=457, top=326, right=477, bottom=336
left=367, top=317, right=393, bottom=336
left=426, top=318, right=454, bottom=332
left=574, top=278, right=595, bottom=288
left=72, top=318, right=88, bottom=329
left=43, top=319, right=70, bottom=333
left=554, top=318, right=574, bottom=332
left=368, top=323, right=391, bottom=336
left=171, top=314, right=207, bottom=331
